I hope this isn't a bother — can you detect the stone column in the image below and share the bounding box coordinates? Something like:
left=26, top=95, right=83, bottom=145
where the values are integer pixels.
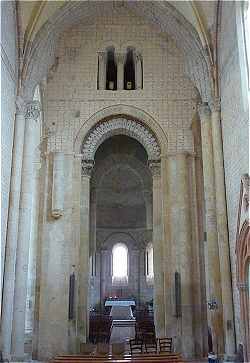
left=11, top=101, right=41, bottom=360
left=198, top=103, right=224, bottom=355
left=210, top=98, right=236, bottom=358
left=98, top=52, right=106, bottom=90
left=188, top=153, right=204, bottom=357
left=1, top=97, right=26, bottom=359
left=90, top=188, right=97, bottom=255
left=142, top=190, right=153, bottom=230
left=135, top=53, right=142, bottom=89
left=149, top=160, right=165, bottom=338
left=25, top=159, right=41, bottom=335
left=51, top=152, right=65, bottom=218
left=117, top=53, right=125, bottom=90
left=77, top=160, right=94, bottom=342
left=175, top=153, right=194, bottom=357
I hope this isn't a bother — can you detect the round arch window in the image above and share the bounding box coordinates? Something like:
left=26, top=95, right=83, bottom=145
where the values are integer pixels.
left=112, top=243, right=128, bottom=285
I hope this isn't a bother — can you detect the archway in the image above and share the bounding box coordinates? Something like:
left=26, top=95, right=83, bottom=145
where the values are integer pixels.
left=78, top=115, right=165, bottom=343
left=236, top=221, right=250, bottom=362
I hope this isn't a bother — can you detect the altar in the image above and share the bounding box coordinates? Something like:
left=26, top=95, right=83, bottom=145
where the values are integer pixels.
left=105, top=300, right=135, bottom=320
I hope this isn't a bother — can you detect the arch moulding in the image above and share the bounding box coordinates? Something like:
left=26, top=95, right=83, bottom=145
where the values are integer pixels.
left=74, top=104, right=168, bottom=159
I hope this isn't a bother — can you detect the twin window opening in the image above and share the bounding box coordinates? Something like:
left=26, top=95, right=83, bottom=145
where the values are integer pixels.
left=98, top=47, right=143, bottom=90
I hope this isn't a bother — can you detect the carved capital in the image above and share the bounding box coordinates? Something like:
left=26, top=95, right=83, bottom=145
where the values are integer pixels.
left=209, top=97, right=221, bottom=113
left=242, top=173, right=250, bottom=212
left=148, top=160, right=161, bottom=177
left=98, top=52, right=106, bottom=62
left=15, top=96, right=26, bottom=115
left=116, top=53, right=125, bottom=64
left=237, top=282, right=248, bottom=291
left=197, top=102, right=211, bottom=121
left=81, top=159, right=94, bottom=177
left=25, top=101, right=41, bottom=121
left=135, top=52, right=142, bottom=62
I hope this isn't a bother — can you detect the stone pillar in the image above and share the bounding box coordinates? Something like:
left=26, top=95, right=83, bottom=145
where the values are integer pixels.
left=198, top=103, right=224, bottom=355
left=117, top=53, right=125, bottom=90
left=77, top=160, right=93, bottom=342
left=51, top=152, right=64, bottom=218
left=188, top=153, right=204, bottom=357
left=210, top=98, right=236, bottom=358
left=100, top=249, right=109, bottom=303
left=149, top=160, right=165, bottom=337
left=25, top=159, right=41, bottom=335
left=11, top=100, right=41, bottom=360
left=1, top=97, right=26, bottom=359
left=142, top=190, right=153, bottom=229
left=98, top=52, right=106, bottom=90
left=135, top=53, right=142, bottom=89
left=90, top=188, right=97, bottom=255
left=175, top=153, right=194, bottom=357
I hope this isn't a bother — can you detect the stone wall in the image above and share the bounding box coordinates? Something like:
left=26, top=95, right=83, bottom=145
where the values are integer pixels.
left=219, top=1, right=249, bottom=346
left=44, top=5, right=197, bottom=155
left=1, top=1, right=18, bottom=296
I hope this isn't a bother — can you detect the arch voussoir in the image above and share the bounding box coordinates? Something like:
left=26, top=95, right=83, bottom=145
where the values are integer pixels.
left=81, top=117, right=161, bottom=162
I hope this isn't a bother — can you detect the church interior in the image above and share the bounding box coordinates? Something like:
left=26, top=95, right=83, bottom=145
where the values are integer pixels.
left=1, top=1, right=249, bottom=362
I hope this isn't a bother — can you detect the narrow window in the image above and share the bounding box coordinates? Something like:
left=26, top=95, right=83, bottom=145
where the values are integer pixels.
left=106, top=48, right=117, bottom=90
left=124, top=48, right=135, bottom=90
left=146, top=243, right=154, bottom=284
left=112, top=243, right=128, bottom=285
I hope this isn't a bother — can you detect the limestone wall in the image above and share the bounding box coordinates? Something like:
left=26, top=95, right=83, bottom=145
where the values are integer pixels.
left=219, top=1, right=249, bottom=346
left=1, top=1, right=18, bottom=298
left=44, top=5, right=197, bottom=155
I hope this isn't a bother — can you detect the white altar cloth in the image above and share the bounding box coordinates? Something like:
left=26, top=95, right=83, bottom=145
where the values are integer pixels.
left=105, top=300, right=135, bottom=307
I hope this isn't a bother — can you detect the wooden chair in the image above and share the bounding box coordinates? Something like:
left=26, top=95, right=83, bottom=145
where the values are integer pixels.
left=158, top=337, right=172, bottom=353
left=129, top=338, right=143, bottom=354
left=144, top=338, right=158, bottom=353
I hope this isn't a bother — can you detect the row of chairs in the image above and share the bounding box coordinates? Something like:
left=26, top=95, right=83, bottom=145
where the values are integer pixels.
left=129, top=337, right=173, bottom=355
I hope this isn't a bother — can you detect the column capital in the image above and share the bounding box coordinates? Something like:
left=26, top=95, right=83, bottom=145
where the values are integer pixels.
left=148, top=160, right=161, bottom=177
left=237, top=282, right=248, bottom=291
left=209, top=97, right=221, bottom=113
left=116, top=53, right=125, bottom=64
left=135, top=52, right=142, bottom=62
left=242, top=173, right=250, bottom=212
left=15, top=96, right=26, bottom=115
left=98, top=51, right=106, bottom=61
left=25, top=101, right=41, bottom=121
left=197, top=102, right=211, bottom=121
left=81, top=159, right=94, bottom=177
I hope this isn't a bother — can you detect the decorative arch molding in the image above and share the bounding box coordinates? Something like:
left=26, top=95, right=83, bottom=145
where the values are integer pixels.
left=21, top=1, right=212, bottom=102
left=235, top=220, right=250, bottom=363
left=82, top=117, right=160, bottom=162
left=74, top=104, right=166, bottom=158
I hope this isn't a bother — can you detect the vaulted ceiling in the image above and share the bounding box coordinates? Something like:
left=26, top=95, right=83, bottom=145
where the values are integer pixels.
left=19, top=1, right=216, bottom=55
left=19, top=1, right=217, bottom=101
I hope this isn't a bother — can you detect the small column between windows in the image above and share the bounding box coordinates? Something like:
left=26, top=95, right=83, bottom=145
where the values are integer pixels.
left=117, top=53, right=125, bottom=90
left=98, top=52, right=106, bottom=90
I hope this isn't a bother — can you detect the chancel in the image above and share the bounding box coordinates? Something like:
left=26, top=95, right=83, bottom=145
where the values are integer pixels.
left=1, top=1, right=249, bottom=363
